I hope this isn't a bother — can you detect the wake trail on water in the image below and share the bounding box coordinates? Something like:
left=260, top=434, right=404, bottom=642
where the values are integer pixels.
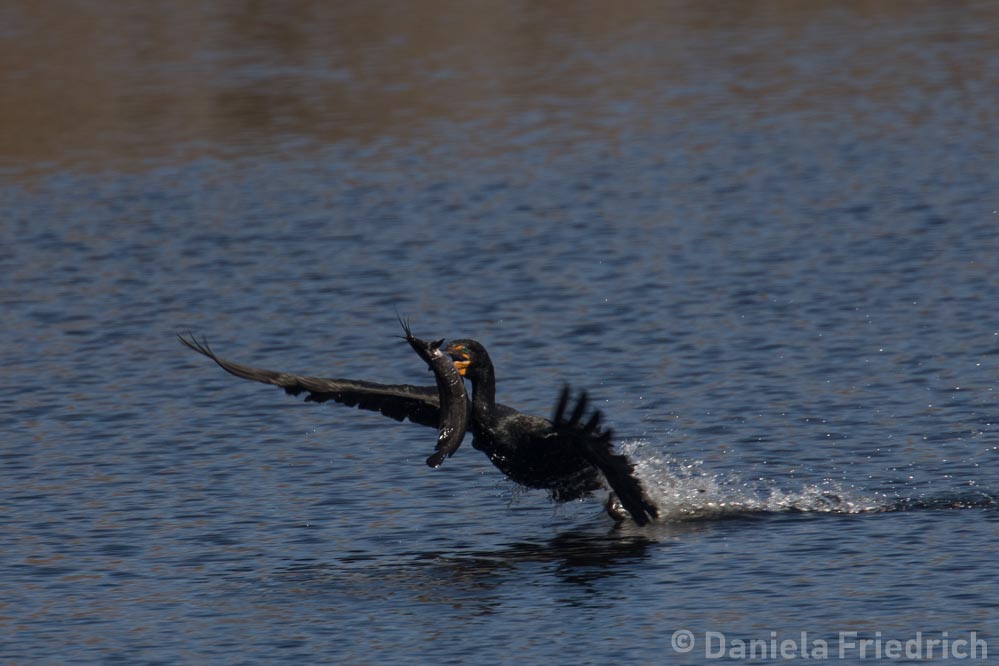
left=620, top=440, right=999, bottom=523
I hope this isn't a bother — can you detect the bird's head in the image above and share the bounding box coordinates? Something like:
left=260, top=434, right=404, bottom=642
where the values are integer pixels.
left=445, top=339, right=490, bottom=380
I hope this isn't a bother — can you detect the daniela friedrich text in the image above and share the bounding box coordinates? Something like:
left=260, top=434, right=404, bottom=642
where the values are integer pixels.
left=670, top=630, right=988, bottom=660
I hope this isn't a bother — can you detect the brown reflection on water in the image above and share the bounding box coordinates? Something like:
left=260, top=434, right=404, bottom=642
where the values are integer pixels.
left=0, top=0, right=995, bottom=174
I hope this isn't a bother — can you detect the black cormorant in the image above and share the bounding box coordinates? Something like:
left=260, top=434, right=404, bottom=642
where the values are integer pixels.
left=178, top=330, right=658, bottom=525
left=444, top=338, right=658, bottom=525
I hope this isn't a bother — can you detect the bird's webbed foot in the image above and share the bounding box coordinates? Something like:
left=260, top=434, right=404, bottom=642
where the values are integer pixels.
left=605, top=492, right=628, bottom=524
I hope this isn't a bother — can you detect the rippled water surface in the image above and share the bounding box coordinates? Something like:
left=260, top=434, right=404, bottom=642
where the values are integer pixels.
left=3, top=1, right=998, bottom=663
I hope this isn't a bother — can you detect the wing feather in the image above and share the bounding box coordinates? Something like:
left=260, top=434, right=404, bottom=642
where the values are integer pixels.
left=179, top=334, right=440, bottom=428
left=551, top=386, right=659, bottom=526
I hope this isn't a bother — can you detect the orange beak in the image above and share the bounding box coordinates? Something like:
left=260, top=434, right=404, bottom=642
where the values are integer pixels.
left=452, top=359, right=470, bottom=376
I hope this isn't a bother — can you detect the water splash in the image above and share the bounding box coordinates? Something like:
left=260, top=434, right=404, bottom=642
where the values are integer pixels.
left=621, top=439, right=998, bottom=522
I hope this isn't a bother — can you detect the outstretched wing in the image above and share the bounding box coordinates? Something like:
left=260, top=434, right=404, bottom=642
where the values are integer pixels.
left=552, top=387, right=659, bottom=526
left=179, top=334, right=441, bottom=428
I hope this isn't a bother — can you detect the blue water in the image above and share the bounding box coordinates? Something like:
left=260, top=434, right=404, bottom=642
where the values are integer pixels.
left=2, top=2, right=998, bottom=663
